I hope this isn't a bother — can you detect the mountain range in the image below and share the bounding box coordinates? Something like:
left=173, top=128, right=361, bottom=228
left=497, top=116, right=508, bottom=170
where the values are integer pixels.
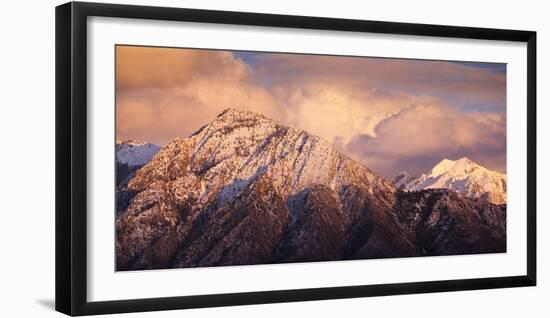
left=115, top=108, right=506, bottom=271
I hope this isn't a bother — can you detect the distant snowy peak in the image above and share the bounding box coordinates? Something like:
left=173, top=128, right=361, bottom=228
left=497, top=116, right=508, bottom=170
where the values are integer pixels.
left=431, top=157, right=483, bottom=178
left=393, top=171, right=416, bottom=190
left=116, top=139, right=149, bottom=147
left=116, top=140, right=160, bottom=167
left=397, top=157, right=506, bottom=204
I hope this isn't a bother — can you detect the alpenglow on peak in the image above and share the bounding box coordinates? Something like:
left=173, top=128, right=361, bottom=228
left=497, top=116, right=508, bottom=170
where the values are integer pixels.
left=395, top=157, right=506, bottom=204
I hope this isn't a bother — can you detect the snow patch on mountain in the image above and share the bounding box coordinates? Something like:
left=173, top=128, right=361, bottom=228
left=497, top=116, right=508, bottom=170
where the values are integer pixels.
left=116, top=140, right=160, bottom=167
left=393, top=171, right=416, bottom=189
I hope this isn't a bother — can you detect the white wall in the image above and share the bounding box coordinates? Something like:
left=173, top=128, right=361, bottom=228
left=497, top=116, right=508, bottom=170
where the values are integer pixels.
left=0, top=0, right=547, bottom=316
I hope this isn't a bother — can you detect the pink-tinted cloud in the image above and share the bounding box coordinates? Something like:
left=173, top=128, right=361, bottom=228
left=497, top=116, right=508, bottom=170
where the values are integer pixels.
left=116, top=46, right=506, bottom=178
left=255, top=54, right=506, bottom=111
left=116, top=46, right=284, bottom=144
left=116, top=46, right=249, bottom=90
left=345, top=102, right=506, bottom=176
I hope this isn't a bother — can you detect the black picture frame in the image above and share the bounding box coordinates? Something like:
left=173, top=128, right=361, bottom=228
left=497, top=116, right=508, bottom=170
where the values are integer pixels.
left=55, top=1, right=537, bottom=316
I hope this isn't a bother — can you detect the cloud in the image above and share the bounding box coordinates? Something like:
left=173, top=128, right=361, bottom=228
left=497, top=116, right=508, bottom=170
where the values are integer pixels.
left=116, top=46, right=283, bottom=144
left=116, top=46, right=506, bottom=178
left=273, top=83, right=439, bottom=145
left=345, top=102, right=506, bottom=177
left=116, top=46, right=249, bottom=90
left=255, top=54, right=506, bottom=112
left=251, top=53, right=506, bottom=176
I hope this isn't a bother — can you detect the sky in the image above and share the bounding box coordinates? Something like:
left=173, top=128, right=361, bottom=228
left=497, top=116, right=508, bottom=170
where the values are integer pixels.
left=116, top=45, right=506, bottom=178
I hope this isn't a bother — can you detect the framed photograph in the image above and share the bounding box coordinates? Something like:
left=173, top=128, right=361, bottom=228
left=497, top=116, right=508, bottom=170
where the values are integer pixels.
left=55, top=1, right=536, bottom=316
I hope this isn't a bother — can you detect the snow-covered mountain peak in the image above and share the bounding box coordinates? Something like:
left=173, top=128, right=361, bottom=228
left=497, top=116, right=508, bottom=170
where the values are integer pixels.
left=116, top=139, right=149, bottom=147
left=115, top=140, right=160, bottom=167
left=190, top=108, right=275, bottom=139
left=206, top=108, right=272, bottom=129
left=217, top=107, right=267, bottom=120
left=393, top=171, right=415, bottom=189
left=396, top=158, right=506, bottom=204
left=431, top=157, right=477, bottom=178
left=128, top=108, right=395, bottom=209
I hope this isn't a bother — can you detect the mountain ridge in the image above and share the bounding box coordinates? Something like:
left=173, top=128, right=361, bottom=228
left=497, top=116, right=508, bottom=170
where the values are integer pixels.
left=116, top=108, right=506, bottom=270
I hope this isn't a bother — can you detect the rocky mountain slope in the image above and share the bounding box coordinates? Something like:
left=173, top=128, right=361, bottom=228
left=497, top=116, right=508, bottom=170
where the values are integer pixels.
left=116, top=109, right=506, bottom=271
left=394, top=157, right=506, bottom=204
